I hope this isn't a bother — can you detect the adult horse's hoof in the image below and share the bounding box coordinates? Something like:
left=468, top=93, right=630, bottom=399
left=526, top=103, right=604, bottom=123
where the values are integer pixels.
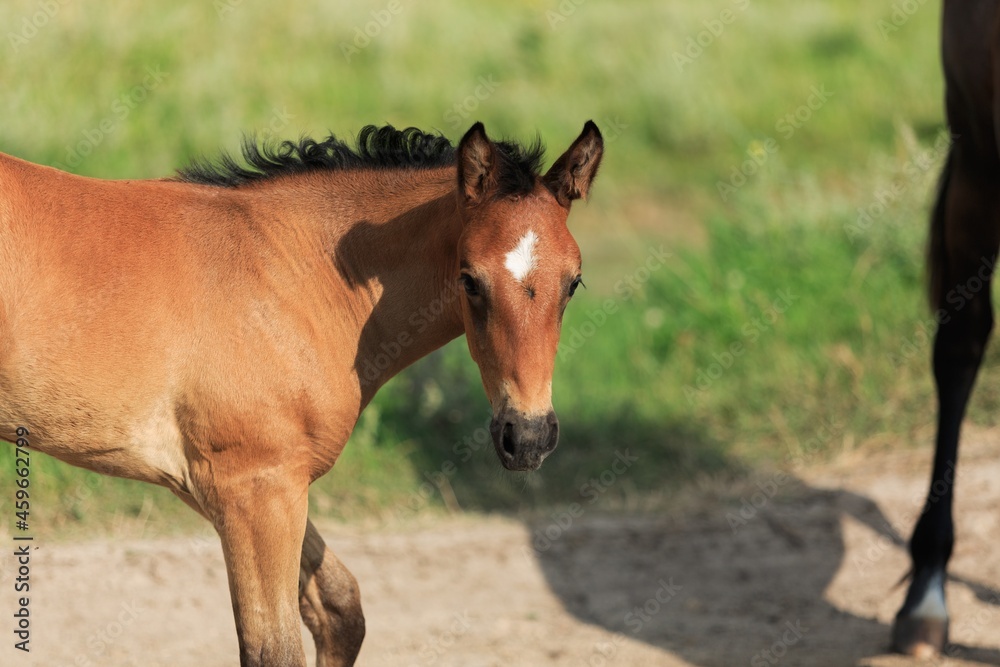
left=891, top=615, right=948, bottom=658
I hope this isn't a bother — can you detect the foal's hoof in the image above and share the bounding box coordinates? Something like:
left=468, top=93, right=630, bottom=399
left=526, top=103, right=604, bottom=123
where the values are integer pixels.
left=891, top=615, right=948, bottom=658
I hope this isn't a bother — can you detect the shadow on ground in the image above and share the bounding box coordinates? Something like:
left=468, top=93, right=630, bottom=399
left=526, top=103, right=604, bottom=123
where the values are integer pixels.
left=369, top=350, right=1000, bottom=666
left=528, top=484, right=1000, bottom=666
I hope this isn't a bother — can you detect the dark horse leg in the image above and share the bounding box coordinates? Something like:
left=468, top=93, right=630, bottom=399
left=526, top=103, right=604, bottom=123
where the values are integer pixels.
left=893, top=2, right=1000, bottom=654
left=892, top=135, right=1000, bottom=654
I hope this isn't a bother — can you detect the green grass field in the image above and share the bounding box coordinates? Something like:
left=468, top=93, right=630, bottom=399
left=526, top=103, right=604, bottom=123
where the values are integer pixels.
left=1, top=0, right=980, bottom=538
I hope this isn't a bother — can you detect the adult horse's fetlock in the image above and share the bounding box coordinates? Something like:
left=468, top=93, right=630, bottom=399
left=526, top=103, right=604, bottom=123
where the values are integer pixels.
left=892, top=614, right=949, bottom=658
left=892, top=567, right=949, bottom=657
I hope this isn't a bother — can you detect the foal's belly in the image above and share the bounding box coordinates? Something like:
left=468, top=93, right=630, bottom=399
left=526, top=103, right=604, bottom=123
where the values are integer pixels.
left=0, top=260, right=193, bottom=489
left=0, top=382, right=191, bottom=491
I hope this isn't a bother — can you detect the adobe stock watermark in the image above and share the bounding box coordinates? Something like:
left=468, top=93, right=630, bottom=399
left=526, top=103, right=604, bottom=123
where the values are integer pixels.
left=522, top=449, right=639, bottom=561
left=586, top=578, right=683, bottom=666
left=937, top=596, right=1000, bottom=664
left=54, top=65, right=170, bottom=171
left=545, top=0, right=588, bottom=30
left=850, top=516, right=908, bottom=575
left=750, top=619, right=809, bottom=666
left=726, top=416, right=842, bottom=533
left=59, top=600, right=145, bottom=666
left=852, top=460, right=955, bottom=575
left=717, top=85, right=833, bottom=201
left=557, top=245, right=672, bottom=361
left=683, top=288, right=798, bottom=404
left=214, top=0, right=244, bottom=20
left=672, top=0, right=751, bottom=71
left=726, top=470, right=789, bottom=533
left=624, top=578, right=682, bottom=632
left=887, top=255, right=994, bottom=369
left=444, top=76, right=501, bottom=130
left=877, top=0, right=931, bottom=39
left=844, top=129, right=953, bottom=243
left=599, top=115, right=628, bottom=143
left=358, top=278, right=463, bottom=387
left=258, top=106, right=296, bottom=143
left=340, top=0, right=404, bottom=63
left=783, top=415, right=843, bottom=469
left=7, top=0, right=68, bottom=54
left=382, top=422, right=493, bottom=525
left=407, top=611, right=472, bottom=667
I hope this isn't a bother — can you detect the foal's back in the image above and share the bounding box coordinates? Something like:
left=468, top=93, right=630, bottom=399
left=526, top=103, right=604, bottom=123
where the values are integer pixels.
left=0, top=153, right=334, bottom=485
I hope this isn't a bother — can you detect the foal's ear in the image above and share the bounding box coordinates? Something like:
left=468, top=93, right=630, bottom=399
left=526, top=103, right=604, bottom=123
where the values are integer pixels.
left=543, top=120, right=603, bottom=208
left=457, top=122, right=497, bottom=205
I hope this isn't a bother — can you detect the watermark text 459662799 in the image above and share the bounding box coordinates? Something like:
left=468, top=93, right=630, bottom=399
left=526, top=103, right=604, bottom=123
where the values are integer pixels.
left=12, top=426, right=33, bottom=653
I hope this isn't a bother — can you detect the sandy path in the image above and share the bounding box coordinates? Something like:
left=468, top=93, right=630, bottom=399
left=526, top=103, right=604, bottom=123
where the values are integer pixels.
left=1, top=428, right=999, bottom=666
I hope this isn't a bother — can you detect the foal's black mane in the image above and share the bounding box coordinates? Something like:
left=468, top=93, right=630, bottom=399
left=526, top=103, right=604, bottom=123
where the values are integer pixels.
left=176, top=124, right=545, bottom=196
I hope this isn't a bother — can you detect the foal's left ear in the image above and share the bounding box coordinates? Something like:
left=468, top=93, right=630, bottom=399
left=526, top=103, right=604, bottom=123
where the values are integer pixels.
left=457, top=122, right=498, bottom=206
left=543, top=120, right=604, bottom=208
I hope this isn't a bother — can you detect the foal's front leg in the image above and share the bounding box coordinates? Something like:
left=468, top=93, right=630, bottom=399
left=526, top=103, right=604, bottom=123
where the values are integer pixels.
left=200, top=462, right=311, bottom=666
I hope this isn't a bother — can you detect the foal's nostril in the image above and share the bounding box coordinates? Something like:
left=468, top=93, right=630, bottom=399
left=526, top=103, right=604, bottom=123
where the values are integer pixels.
left=501, top=422, right=516, bottom=457
left=545, top=419, right=560, bottom=452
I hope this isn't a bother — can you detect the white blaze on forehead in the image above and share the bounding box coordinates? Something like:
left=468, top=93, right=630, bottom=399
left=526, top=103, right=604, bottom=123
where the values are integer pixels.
left=504, top=229, right=539, bottom=282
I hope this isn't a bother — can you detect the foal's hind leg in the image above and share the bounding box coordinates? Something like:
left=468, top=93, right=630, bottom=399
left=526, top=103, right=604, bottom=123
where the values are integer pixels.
left=893, top=146, right=1000, bottom=656
left=299, top=519, right=365, bottom=666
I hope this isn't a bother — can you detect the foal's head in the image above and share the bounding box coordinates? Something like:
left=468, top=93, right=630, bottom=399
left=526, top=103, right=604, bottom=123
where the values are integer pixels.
left=455, top=122, right=603, bottom=471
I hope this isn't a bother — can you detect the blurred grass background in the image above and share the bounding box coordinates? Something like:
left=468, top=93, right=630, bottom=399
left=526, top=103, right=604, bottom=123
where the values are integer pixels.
left=0, top=0, right=977, bottom=538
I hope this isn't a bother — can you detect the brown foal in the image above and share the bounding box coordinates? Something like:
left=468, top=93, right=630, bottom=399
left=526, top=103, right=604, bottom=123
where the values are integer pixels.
left=0, top=121, right=603, bottom=665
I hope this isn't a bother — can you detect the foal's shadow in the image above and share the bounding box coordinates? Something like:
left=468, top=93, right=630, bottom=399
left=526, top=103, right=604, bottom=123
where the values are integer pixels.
left=530, top=483, right=1000, bottom=666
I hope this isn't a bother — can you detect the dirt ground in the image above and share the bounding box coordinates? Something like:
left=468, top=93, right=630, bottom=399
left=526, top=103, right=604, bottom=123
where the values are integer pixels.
left=2, top=427, right=999, bottom=667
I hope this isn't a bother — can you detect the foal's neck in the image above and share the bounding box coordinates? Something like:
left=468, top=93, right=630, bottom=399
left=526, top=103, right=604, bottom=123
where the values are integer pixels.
left=313, top=168, right=467, bottom=406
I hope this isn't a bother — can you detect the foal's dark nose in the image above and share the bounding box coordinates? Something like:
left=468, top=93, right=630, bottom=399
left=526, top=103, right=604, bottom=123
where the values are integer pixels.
left=489, top=409, right=559, bottom=471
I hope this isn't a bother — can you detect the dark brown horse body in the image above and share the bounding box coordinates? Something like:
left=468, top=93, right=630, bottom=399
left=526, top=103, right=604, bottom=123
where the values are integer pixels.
left=894, top=0, right=1000, bottom=656
left=0, top=122, right=603, bottom=666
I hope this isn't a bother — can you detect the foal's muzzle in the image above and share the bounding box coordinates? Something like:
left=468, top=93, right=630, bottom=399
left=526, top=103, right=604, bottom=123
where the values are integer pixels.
left=490, top=409, right=559, bottom=471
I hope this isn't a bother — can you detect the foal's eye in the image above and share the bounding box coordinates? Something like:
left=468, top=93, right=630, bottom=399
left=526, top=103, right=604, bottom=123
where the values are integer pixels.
left=568, top=276, right=584, bottom=298
left=460, top=273, right=480, bottom=298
